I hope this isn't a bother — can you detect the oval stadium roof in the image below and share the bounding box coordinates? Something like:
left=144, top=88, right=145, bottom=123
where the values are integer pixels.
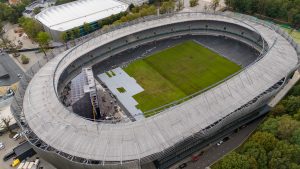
left=23, top=13, right=299, bottom=163
left=35, top=0, right=128, bottom=32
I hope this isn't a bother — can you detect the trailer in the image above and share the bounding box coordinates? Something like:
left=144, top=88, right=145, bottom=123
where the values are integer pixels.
left=13, top=141, right=36, bottom=161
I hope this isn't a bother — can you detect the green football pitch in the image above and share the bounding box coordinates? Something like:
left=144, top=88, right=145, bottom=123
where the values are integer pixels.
left=124, top=40, right=241, bottom=117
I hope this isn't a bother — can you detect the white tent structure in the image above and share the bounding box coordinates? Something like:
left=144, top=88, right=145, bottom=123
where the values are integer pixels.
left=35, top=0, right=128, bottom=41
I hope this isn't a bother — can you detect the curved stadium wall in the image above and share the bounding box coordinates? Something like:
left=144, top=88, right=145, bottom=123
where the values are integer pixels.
left=11, top=12, right=300, bottom=169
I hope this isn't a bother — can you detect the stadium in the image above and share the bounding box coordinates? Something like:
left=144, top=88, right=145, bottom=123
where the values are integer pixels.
left=11, top=12, right=300, bottom=169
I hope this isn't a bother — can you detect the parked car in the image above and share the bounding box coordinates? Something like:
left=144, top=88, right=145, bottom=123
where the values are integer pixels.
left=13, top=133, right=20, bottom=140
left=216, top=140, right=223, bottom=146
left=179, top=163, right=187, bottom=169
left=17, top=73, right=22, bottom=79
left=3, top=151, right=16, bottom=161
left=223, top=137, right=230, bottom=142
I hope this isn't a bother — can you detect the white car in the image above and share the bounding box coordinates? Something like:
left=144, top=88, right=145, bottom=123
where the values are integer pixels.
left=12, top=133, right=20, bottom=140
left=216, top=140, right=223, bottom=146
left=0, top=142, right=5, bottom=150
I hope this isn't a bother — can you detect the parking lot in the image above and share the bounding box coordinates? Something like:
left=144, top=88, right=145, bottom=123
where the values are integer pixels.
left=0, top=129, right=56, bottom=169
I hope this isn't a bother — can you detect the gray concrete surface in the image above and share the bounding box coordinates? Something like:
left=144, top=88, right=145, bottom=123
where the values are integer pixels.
left=0, top=52, right=24, bottom=86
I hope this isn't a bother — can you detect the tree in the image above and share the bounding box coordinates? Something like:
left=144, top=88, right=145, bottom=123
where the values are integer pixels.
left=33, top=7, right=41, bottom=15
left=60, top=32, right=69, bottom=49
left=210, top=0, right=220, bottom=12
left=249, top=131, right=278, bottom=152
left=0, top=117, right=13, bottom=135
left=240, top=141, right=268, bottom=169
left=160, top=0, right=175, bottom=14
left=213, top=152, right=257, bottom=169
left=270, top=104, right=286, bottom=116
left=129, top=3, right=135, bottom=11
left=0, top=3, right=19, bottom=23
left=72, top=27, right=80, bottom=38
left=189, top=0, right=199, bottom=7
left=293, top=110, right=300, bottom=121
left=83, top=22, right=92, bottom=34
left=277, top=115, right=299, bottom=140
left=292, top=14, right=300, bottom=30
left=18, top=17, right=43, bottom=39
left=290, top=163, right=300, bottom=169
left=291, top=128, right=300, bottom=146
left=289, top=85, right=300, bottom=96
left=55, top=0, right=76, bottom=5
left=224, top=0, right=300, bottom=26
left=177, top=0, right=184, bottom=10
left=259, top=117, right=278, bottom=135
left=282, top=96, right=300, bottom=115
left=0, top=20, right=8, bottom=49
left=36, top=31, right=51, bottom=56
left=268, top=141, right=300, bottom=168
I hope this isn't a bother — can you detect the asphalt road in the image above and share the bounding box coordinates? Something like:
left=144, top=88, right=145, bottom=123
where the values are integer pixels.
left=170, top=116, right=265, bottom=169
left=0, top=52, right=24, bottom=86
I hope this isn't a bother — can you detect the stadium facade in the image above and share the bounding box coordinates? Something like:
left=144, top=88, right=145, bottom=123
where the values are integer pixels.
left=11, top=12, right=300, bottom=169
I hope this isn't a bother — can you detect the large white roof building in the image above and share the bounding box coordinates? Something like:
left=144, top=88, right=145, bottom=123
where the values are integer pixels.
left=35, top=0, right=129, bottom=40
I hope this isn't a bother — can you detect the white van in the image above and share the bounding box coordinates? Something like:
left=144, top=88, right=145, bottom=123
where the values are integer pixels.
left=27, top=162, right=35, bottom=169
left=22, top=162, right=29, bottom=169
left=34, top=158, right=40, bottom=166
left=17, top=162, right=25, bottom=169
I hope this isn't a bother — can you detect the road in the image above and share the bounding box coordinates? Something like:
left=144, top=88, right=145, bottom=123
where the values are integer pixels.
left=169, top=116, right=265, bottom=169
left=0, top=52, right=24, bottom=86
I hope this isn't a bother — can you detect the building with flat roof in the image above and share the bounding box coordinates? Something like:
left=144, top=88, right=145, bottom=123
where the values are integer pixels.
left=35, top=0, right=128, bottom=41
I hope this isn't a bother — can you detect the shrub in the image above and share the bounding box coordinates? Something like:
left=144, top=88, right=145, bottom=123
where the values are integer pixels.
left=21, top=55, right=29, bottom=64
left=189, top=0, right=199, bottom=7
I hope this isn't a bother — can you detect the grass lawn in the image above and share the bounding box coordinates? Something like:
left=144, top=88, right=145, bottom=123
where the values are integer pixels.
left=117, top=87, right=126, bottom=93
left=282, top=28, right=300, bottom=44
left=124, top=40, right=241, bottom=117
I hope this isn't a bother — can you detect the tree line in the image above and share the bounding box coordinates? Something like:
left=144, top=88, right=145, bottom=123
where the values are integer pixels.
left=0, top=0, right=32, bottom=23
left=60, top=2, right=170, bottom=42
left=225, top=0, right=300, bottom=29
left=213, top=81, right=300, bottom=169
